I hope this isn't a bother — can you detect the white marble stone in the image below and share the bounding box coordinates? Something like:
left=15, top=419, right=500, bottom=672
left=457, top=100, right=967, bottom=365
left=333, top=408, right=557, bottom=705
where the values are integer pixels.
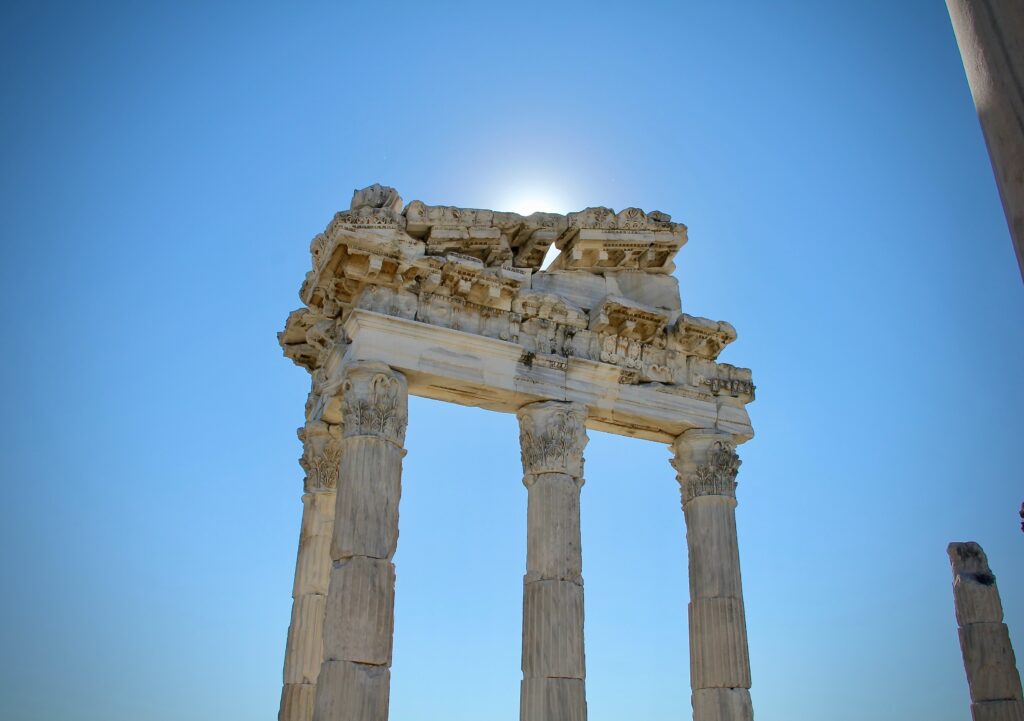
left=278, top=185, right=758, bottom=721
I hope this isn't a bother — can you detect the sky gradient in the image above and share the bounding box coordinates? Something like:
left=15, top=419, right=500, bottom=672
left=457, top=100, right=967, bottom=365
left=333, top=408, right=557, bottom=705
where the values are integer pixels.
left=1, top=2, right=1022, bottom=720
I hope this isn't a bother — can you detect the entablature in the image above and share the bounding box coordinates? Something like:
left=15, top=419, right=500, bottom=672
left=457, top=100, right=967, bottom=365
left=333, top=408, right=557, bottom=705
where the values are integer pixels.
left=280, top=184, right=755, bottom=441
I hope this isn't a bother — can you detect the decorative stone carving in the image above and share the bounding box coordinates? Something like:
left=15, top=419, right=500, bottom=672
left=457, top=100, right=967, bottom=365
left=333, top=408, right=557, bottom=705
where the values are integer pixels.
left=299, top=421, right=342, bottom=492
left=671, top=432, right=741, bottom=504
left=670, top=314, right=737, bottom=360
left=285, top=185, right=754, bottom=412
left=340, top=363, right=408, bottom=446
left=517, top=401, right=588, bottom=479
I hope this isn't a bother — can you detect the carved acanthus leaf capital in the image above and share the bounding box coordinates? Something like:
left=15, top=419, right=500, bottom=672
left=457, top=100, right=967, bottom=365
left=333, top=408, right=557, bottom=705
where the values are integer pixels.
left=670, top=429, right=742, bottom=504
left=339, top=362, right=408, bottom=446
left=298, top=420, right=342, bottom=492
left=517, top=401, right=588, bottom=479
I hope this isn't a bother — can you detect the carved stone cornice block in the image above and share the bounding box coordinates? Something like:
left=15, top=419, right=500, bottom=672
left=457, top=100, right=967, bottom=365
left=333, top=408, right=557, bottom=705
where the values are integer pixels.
left=517, top=401, right=588, bottom=479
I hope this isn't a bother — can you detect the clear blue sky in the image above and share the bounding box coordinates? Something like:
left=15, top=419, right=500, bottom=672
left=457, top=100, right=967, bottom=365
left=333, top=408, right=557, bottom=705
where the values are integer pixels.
left=1, top=2, right=1021, bottom=720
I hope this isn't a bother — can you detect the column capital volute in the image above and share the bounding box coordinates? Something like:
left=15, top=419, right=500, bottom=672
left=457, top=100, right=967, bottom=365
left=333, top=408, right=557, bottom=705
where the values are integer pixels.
left=339, top=361, right=408, bottom=446
left=517, top=400, right=588, bottom=480
left=670, top=428, right=742, bottom=505
left=298, top=419, right=341, bottom=493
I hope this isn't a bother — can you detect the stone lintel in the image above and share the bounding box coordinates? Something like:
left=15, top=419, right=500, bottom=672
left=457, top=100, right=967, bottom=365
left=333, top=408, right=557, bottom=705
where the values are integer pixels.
left=337, top=309, right=752, bottom=444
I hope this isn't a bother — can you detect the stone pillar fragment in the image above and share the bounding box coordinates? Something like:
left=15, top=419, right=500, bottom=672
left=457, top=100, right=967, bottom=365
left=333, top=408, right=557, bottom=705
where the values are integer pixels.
left=313, top=362, right=408, bottom=721
left=280, top=420, right=341, bottom=721
left=946, top=0, right=1024, bottom=280
left=948, top=542, right=1024, bottom=721
left=517, top=401, right=589, bottom=721
left=671, top=429, right=753, bottom=721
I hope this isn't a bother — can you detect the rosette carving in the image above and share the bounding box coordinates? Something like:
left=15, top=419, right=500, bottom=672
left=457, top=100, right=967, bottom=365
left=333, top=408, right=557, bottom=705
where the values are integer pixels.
left=517, top=401, right=588, bottom=478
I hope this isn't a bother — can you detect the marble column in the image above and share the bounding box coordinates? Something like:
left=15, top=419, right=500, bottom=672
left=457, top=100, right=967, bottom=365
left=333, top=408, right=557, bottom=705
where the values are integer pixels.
left=946, top=0, right=1024, bottom=280
left=280, top=420, right=342, bottom=721
left=516, top=401, right=589, bottom=721
left=313, top=362, right=408, bottom=721
left=671, top=429, right=753, bottom=721
left=948, top=542, right=1024, bottom=721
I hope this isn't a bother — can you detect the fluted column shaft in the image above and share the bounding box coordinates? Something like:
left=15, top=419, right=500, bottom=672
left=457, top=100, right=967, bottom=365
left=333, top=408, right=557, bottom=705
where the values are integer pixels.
left=946, top=0, right=1024, bottom=280
left=671, top=429, right=753, bottom=721
left=280, top=420, right=341, bottom=721
left=948, top=542, right=1024, bottom=721
left=313, top=362, right=408, bottom=721
left=517, top=401, right=589, bottom=721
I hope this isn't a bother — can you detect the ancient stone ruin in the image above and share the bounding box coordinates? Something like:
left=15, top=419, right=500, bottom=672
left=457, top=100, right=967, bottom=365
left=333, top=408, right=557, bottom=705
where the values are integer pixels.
left=277, top=184, right=757, bottom=721
left=948, top=542, right=1024, bottom=721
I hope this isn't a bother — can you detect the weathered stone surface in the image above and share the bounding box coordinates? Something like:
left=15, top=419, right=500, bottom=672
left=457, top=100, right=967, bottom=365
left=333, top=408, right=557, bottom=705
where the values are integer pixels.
left=606, top=270, right=681, bottom=313
left=284, top=594, right=327, bottom=684
left=950, top=542, right=1005, bottom=625
left=972, top=700, right=1024, bottom=721
left=946, top=0, right=1024, bottom=280
left=323, top=557, right=395, bottom=666
left=684, top=498, right=742, bottom=600
left=522, top=579, right=586, bottom=679
left=960, top=624, right=1024, bottom=703
left=313, top=661, right=390, bottom=721
left=520, top=678, right=587, bottom=721
left=332, top=436, right=403, bottom=561
left=689, top=597, right=751, bottom=689
left=280, top=682, right=315, bottom=721
left=691, top=688, right=753, bottom=721
left=293, top=491, right=335, bottom=597
left=279, top=419, right=340, bottom=721
left=525, top=472, right=582, bottom=583
left=949, top=542, right=1024, bottom=719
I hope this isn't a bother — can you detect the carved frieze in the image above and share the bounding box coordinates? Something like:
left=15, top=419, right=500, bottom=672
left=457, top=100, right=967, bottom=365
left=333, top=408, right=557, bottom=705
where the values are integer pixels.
left=282, top=184, right=754, bottom=413
left=517, top=401, right=588, bottom=479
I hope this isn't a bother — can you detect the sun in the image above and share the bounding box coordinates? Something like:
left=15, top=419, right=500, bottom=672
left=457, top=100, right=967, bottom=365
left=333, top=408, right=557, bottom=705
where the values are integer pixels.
left=499, top=188, right=569, bottom=217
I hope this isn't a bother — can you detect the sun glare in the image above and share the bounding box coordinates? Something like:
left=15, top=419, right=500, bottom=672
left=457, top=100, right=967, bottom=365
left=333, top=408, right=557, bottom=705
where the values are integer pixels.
left=495, top=187, right=572, bottom=269
left=499, top=189, right=569, bottom=217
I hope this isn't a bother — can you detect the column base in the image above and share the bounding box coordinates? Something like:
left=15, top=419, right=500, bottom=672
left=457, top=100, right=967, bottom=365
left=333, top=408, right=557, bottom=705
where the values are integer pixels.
left=520, top=678, right=587, bottom=721
left=280, top=682, right=315, bottom=721
left=692, top=688, right=753, bottom=721
left=313, top=660, right=390, bottom=721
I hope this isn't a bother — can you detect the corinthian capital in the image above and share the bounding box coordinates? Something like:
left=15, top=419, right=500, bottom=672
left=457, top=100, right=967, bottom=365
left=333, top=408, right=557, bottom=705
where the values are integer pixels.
left=298, top=420, right=342, bottom=492
left=670, top=429, right=742, bottom=505
left=517, top=401, right=588, bottom=479
left=339, top=361, right=408, bottom=446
